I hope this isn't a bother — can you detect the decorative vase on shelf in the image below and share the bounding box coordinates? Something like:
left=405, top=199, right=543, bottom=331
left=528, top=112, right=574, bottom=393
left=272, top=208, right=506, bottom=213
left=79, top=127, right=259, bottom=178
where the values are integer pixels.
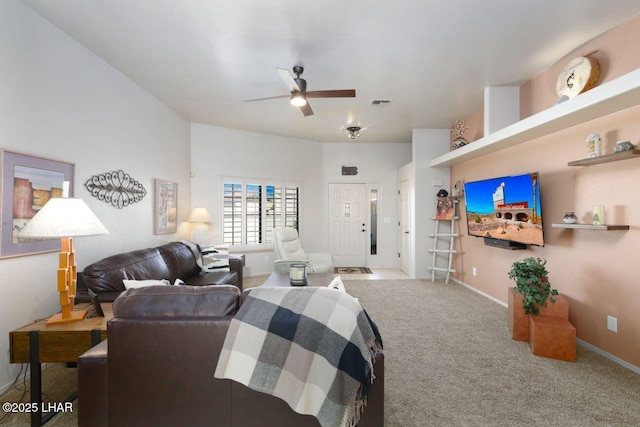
left=451, top=137, right=468, bottom=150
left=449, top=120, right=469, bottom=151
left=614, top=140, right=635, bottom=152
left=586, top=133, right=601, bottom=158
left=562, top=211, right=578, bottom=224
left=593, top=205, right=605, bottom=225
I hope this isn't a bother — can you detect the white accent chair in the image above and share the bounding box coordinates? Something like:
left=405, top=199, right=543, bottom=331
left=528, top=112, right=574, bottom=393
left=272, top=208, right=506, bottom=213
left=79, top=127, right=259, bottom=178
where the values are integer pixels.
left=272, top=227, right=334, bottom=274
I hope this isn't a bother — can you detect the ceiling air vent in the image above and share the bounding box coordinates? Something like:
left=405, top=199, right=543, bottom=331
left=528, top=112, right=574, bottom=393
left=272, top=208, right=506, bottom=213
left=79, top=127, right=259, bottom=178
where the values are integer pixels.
left=371, top=99, right=392, bottom=106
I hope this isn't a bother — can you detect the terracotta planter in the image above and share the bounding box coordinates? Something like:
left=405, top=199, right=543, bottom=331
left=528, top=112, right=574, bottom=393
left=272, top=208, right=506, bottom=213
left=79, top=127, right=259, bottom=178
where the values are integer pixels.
left=508, top=288, right=529, bottom=341
left=507, top=287, right=569, bottom=341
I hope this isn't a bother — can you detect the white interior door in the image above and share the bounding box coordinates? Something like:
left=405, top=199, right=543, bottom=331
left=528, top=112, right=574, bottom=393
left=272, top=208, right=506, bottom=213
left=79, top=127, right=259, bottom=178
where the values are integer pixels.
left=329, top=183, right=367, bottom=267
left=399, top=179, right=411, bottom=274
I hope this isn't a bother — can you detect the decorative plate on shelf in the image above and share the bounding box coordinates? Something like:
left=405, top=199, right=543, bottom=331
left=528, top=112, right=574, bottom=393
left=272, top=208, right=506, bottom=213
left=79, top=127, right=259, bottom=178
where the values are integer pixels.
left=555, top=56, right=600, bottom=99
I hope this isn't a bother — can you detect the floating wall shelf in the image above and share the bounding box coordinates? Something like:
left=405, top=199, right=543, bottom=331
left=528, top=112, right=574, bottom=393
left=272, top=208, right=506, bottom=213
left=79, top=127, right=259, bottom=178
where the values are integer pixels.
left=431, top=68, right=640, bottom=167
left=551, top=223, right=629, bottom=231
left=567, top=149, right=640, bottom=166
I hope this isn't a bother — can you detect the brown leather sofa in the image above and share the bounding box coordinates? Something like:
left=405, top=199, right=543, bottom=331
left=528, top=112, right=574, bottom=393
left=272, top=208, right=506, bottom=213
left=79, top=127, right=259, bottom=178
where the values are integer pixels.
left=77, top=285, right=384, bottom=427
left=76, top=241, right=245, bottom=302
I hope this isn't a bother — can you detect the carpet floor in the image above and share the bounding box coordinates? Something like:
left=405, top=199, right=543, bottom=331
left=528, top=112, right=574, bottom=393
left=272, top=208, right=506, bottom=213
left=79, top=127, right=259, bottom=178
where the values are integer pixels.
left=0, top=363, right=77, bottom=426
left=345, top=279, right=640, bottom=426
left=2, top=278, right=639, bottom=426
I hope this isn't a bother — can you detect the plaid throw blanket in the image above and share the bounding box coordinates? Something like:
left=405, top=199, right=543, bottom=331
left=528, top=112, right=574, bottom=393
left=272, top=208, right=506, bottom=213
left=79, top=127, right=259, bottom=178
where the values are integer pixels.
left=214, top=286, right=381, bottom=427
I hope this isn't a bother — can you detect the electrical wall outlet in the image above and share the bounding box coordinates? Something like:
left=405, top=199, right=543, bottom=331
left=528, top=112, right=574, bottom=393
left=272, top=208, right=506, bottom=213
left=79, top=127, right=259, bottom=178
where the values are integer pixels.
left=607, top=315, right=618, bottom=333
left=472, top=267, right=477, bottom=276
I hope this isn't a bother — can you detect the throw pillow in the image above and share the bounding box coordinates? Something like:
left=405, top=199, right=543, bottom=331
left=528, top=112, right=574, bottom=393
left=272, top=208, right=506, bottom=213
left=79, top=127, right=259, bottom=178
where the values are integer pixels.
left=122, top=279, right=171, bottom=289
left=328, top=276, right=346, bottom=293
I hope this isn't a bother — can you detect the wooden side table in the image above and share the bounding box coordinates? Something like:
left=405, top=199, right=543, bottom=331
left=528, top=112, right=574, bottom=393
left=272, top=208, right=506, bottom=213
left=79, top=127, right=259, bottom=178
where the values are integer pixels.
left=9, top=302, right=112, bottom=426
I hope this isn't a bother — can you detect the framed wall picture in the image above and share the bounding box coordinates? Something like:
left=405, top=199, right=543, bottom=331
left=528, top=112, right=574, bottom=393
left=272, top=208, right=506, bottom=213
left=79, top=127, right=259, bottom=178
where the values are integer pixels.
left=154, top=179, right=178, bottom=234
left=435, top=197, right=454, bottom=221
left=1, top=150, right=75, bottom=258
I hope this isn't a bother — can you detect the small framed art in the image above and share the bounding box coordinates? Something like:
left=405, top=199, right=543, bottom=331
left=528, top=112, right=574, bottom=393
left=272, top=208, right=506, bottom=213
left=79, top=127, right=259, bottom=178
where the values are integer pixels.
left=154, top=179, right=178, bottom=234
left=435, top=197, right=454, bottom=221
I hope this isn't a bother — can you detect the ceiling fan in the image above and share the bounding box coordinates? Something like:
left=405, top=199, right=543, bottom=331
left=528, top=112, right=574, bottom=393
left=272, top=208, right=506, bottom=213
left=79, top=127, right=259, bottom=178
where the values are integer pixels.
left=244, top=66, right=356, bottom=116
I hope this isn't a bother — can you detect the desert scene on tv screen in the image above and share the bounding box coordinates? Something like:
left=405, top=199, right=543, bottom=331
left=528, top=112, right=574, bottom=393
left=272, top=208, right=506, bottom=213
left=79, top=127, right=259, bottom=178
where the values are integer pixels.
left=464, top=174, right=544, bottom=246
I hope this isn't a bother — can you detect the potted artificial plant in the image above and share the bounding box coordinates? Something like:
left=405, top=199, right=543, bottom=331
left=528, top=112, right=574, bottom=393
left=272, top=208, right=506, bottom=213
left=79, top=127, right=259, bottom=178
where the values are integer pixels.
left=507, top=257, right=559, bottom=341
left=508, top=257, right=558, bottom=315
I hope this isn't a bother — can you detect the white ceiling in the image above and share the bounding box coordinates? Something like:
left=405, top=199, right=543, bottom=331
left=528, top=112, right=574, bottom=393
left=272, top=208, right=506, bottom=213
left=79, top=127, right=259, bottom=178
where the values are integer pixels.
left=21, top=0, right=640, bottom=143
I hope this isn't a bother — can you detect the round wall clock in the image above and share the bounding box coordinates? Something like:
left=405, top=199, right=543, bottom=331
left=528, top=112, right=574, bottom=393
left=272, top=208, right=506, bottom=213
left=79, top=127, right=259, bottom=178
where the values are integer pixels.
left=555, top=56, right=600, bottom=99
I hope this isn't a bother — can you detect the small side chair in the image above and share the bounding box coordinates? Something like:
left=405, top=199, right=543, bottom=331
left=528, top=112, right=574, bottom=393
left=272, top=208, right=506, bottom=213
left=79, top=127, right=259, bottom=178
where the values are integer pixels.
left=272, top=227, right=334, bottom=274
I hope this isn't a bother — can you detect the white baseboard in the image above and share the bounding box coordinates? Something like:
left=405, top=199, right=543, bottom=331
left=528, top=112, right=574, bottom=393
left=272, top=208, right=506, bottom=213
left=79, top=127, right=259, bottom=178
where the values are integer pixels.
left=0, top=363, right=29, bottom=396
left=452, top=278, right=640, bottom=375
left=0, top=381, right=12, bottom=395
left=576, top=339, right=640, bottom=374
left=452, top=278, right=507, bottom=308
left=0, top=362, right=57, bottom=397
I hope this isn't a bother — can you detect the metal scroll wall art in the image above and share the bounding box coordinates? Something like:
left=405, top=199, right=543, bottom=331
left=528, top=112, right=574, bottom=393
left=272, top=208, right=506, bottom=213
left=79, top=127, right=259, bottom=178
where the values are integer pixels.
left=84, top=170, right=147, bottom=208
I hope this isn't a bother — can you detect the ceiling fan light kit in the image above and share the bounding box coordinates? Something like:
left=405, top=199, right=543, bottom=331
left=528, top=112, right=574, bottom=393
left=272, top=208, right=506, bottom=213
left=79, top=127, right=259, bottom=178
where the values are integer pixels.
left=290, top=92, right=307, bottom=107
left=245, top=65, right=356, bottom=117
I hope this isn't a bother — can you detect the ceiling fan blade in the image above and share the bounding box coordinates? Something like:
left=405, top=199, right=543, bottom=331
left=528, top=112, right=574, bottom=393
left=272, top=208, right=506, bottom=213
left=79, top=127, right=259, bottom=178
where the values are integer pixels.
left=243, top=94, right=290, bottom=102
left=277, top=67, right=301, bottom=92
left=247, top=67, right=347, bottom=116
left=300, top=102, right=314, bottom=116
left=305, top=89, right=356, bottom=98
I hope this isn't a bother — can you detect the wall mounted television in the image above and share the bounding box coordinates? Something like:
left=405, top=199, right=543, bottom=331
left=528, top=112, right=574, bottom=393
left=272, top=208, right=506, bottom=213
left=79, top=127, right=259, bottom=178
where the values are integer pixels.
left=463, top=172, right=544, bottom=248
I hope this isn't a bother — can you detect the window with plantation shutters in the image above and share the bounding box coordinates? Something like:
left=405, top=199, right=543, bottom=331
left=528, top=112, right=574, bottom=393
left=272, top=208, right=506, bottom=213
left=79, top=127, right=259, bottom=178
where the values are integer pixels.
left=222, top=179, right=300, bottom=246
left=265, top=185, right=281, bottom=244
left=222, top=183, right=242, bottom=245
left=284, top=186, right=299, bottom=229
left=245, top=184, right=262, bottom=244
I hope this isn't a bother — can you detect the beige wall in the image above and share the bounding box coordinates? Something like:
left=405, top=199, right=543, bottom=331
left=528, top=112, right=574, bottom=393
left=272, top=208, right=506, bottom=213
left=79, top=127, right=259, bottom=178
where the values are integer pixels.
left=521, top=14, right=640, bottom=119
left=451, top=108, right=483, bottom=145
left=452, top=14, right=640, bottom=368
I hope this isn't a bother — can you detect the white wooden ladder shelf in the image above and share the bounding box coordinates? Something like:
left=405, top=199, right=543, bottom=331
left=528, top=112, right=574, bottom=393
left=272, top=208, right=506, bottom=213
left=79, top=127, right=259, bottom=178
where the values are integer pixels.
left=427, top=197, right=459, bottom=284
